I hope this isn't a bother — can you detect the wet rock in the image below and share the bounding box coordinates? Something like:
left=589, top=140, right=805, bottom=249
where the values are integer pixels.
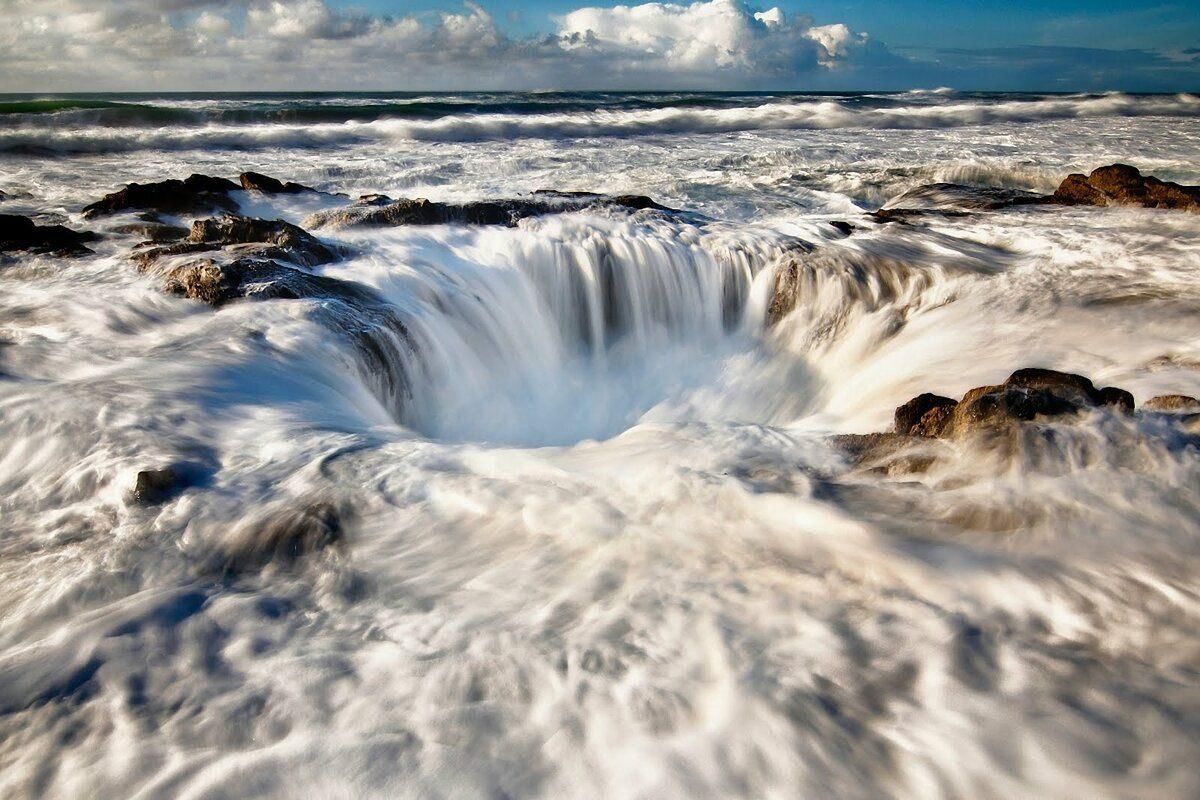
left=833, top=433, right=942, bottom=475
left=878, top=183, right=1048, bottom=217
left=1052, top=164, right=1200, bottom=212
left=160, top=257, right=341, bottom=307
left=82, top=174, right=239, bottom=219
left=128, top=467, right=185, bottom=506
left=946, top=383, right=1081, bottom=438
left=0, top=189, right=7, bottom=202
left=829, top=220, right=854, bottom=236
left=766, top=259, right=801, bottom=327
left=1098, top=386, right=1135, bottom=414
left=1143, top=394, right=1200, bottom=413
left=218, top=502, right=343, bottom=574
left=0, top=214, right=95, bottom=256
left=305, top=192, right=675, bottom=230
left=355, top=193, right=394, bottom=207
left=113, top=222, right=189, bottom=243
left=239, top=171, right=318, bottom=195
left=134, top=214, right=338, bottom=268
left=894, top=393, right=957, bottom=437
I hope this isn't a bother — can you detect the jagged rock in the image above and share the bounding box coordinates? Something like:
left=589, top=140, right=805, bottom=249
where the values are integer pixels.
left=0, top=190, right=7, bottom=202
left=82, top=174, right=239, bottom=219
left=1143, top=394, right=1200, bottom=413
left=305, top=192, right=675, bottom=230
left=355, top=193, right=394, bottom=207
left=134, top=214, right=338, bottom=268
left=160, top=257, right=338, bottom=307
left=128, top=467, right=185, bottom=506
left=888, top=368, right=1137, bottom=443
left=1052, top=164, right=1200, bottom=212
left=0, top=214, right=94, bottom=255
left=239, top=171, right=317, bottom=195
left=894, top=393, right=958, bottom=437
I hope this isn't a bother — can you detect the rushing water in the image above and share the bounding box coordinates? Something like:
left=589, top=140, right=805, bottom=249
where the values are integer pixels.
left=2, top=91, right=1200, bottom=799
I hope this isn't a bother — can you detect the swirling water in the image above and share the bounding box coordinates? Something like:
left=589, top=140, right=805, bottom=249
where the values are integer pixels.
left=2, top=91, right=1200, bottom=798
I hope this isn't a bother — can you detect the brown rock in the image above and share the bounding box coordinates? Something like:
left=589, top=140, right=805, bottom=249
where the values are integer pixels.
left=1143, top=394, right=1200, bottom=413
left=239, top=171, right=317, bottom=195
left=1052, top=164, right=1200, bottom=212
left=766, top=259, right=801, bottom=327
left=894, top=393, right=958, bottom=436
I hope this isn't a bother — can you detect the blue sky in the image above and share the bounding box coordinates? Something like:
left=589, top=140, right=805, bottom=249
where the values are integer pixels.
left=2, top=0, right=1198, bottom=91
left=337, top=0, right=1200, bottom=51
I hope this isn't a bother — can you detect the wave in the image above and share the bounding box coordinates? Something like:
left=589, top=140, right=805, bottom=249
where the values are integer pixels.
left=2, top=92, right=1196, bottom=154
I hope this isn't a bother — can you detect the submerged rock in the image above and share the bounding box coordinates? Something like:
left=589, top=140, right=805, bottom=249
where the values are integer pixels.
left=833, top=432, right=944, bottom=475
left=1052, top=164, right=1200, bottom=212
left=215, top=502, right=344, bottom=574
left=239, top=171, right=318, bottom=195
left=0, top=213, right=95, bottom=256
left=82, top=174, right=239, bottom=219
left=305, top=192, right=675, bottom=229
left=876, top=183, right=1048, bottom=220
left=113, top=222, right=190, bottom=243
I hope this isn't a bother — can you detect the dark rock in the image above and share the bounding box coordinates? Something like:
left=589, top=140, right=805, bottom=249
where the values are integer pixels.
left=305, top=192, right=676, bottom=230
left=128, top=467, right=184, bottom=505
left=879, top=183, right=1048, bottom=216
left=113, top=222, right=190, bottom=243
left=82, top=174, right=239, bottom=219
left=239, top=171, right=317, bottom=195
left=1004, top=367, right=1100, bottom=407
left=1097, top=386, right=1135, bottom=414
left=134, top=214, right=338, bottom=269
left=946, top=383, right=1081, bottom=438
left=829, top=220, right=854, bottom=236
left=355, top=193, right=394, bottom=207
left=160, top=257, right=342, bottom=307
left=1143, top=394, right=1200, bottom=413
left=0, top=190, right=7, bottom=202
left=0, top=214, right=94, bottom=256
left=1051, top=164, right=1200, bottom=212
left=894, top=393, right=958, bottom=436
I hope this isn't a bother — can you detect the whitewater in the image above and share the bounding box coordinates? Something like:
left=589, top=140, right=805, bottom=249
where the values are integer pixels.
left=2, top=91, right=1200, bottom=799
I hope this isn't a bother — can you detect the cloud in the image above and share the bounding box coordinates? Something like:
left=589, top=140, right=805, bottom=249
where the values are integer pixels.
left=0, top=0, right=886, bottom=90
left=0, top=0, right=1196, bottom=91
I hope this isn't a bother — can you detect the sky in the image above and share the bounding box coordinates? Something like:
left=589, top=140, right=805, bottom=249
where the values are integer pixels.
left=1, top=0, right=1197, bottom=92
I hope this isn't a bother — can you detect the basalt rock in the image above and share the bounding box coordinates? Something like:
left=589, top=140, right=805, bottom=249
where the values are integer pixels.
left=305, top=192, right=675, bottom=230
left=894, top=393, right=958, bottom=437
left=1143, top=394, right=1200, bottom=413
left=82, top=174, right=239, bottom=219
left=1052, top=164, right=1200, bottom=212
left=889, top=368, right=1137, bottom=443
left=0, top=214, right=95, bottom=256
left=239, top=171, right=318, bottom=195
left=134, top=214, right=338, bottom=268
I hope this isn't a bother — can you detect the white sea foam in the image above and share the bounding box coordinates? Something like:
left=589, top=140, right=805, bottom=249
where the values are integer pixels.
left=2, top=93, right=1200, bottom=798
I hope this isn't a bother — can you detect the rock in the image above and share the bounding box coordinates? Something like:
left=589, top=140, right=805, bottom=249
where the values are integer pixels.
left=134, top=214, right=338, bottom=269
left=1051, top=164, right=1200, bottom=212
left=833, top=433, right=942, bottom=475
left=879, top=183, right=1048, bottom=216
left=216, top=502, right=344, bottom=574
left=0, top=190, right=7, bottom=202
left=160, top=257, right=339, bottom=307
left=82, top=174, right=239, bottom=219
left=1143, top=394, right=1200, bottom=413
left=239, top=171, right=317, bottom=195
left=128, top=467, right=184, bottom=505
left=305, top=192, right=676, bottom=230
left=946, top=383, right=1081, bottom=438
left=113, top=222, right=190, bottom=243
left=829, top=220, right=854, bottom=236
left=355, top=193, right=394, bottom=207
left=894, top=393, right=958, bottom=436
left=766, top=259, right=801, bottom=327
left=1097, top=386, right=1135, bottom=414
left=1004, top=367, right=1100, bottom=406
left=0, top=214, right=94, bottom=255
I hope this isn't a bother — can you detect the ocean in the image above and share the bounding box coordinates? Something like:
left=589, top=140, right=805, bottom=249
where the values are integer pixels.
left=2, top=90, right=1200, bottom=798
